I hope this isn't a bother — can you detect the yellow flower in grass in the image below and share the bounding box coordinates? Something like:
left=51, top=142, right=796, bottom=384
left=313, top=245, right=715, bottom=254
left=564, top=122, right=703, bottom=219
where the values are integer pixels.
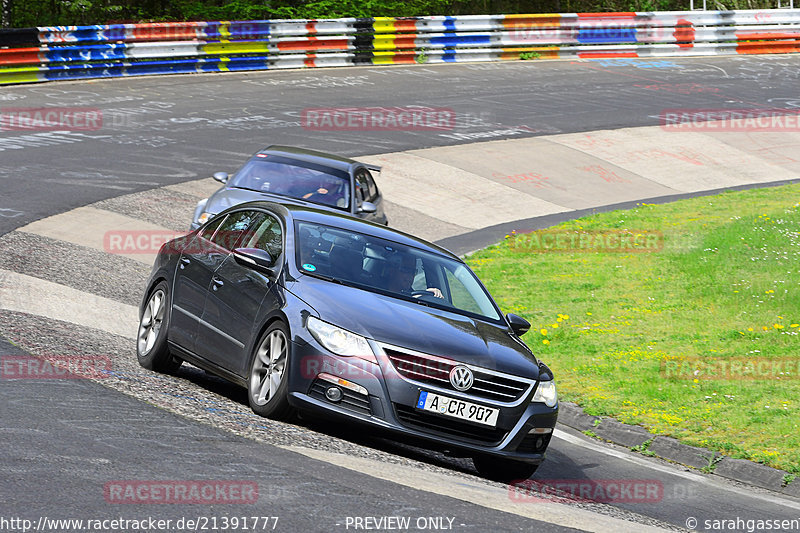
left=747, top=327, right=754, bottom=332
left=540, top=328, right=547, bottom=336
left=791, top=324, right=799, bottom=328
left=774, top=324, right=784, bottom=330
left=542, top=339, right=550, bottom=345
left=763, top=326, right=770, bottom=331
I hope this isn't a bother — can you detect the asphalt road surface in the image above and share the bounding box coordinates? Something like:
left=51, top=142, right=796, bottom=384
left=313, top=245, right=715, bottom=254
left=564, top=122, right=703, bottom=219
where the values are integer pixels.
left=2, top=55, right=800, bottom=237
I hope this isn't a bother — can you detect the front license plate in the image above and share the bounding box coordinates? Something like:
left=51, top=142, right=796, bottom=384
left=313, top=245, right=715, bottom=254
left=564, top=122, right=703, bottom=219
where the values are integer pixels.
left=416, top=391, right=499, bottom=427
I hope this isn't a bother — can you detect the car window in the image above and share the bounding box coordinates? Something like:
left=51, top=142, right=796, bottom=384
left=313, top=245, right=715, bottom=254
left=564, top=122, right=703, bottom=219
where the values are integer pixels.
left=211, top=210, right=262, bottom=251
left=199, top=214, right=226, bottom=242
left=355, top=169, right=377, bottom=202
left=295, top=221, right=502, bottom=322
left=241, top=213, right=283, bottom=263
left=444, top=268, right=485, bottom=316
left=366, top=171, right=378, bottom=199
left=229, top=155, right=351, bottom=210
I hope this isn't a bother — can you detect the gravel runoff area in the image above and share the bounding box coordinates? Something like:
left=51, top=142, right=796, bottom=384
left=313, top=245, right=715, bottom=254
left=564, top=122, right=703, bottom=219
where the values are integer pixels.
left=0, top=308, right=681, bottom=531
left=0, top=231, right=151, bottom=306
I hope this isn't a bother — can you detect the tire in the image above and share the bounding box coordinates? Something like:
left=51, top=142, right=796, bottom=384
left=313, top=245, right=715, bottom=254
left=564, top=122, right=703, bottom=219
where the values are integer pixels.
left=136, top=281, right=182, bottom=374
left=248, top=322, right=293, bottom=420
left=472, top=454, right=539, bottom=483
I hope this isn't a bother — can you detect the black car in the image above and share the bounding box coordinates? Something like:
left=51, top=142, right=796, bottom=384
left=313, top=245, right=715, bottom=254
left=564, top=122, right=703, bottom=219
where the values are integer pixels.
left=138, top=201, right=558, bottom=480
left=191, top=145, right=388, bottom=229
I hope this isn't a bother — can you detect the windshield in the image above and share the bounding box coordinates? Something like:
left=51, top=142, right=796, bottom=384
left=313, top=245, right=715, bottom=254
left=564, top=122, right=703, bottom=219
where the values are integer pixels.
left=295, top=221, right=502, bottom=322
left=230, top=155, right=351, bottom=211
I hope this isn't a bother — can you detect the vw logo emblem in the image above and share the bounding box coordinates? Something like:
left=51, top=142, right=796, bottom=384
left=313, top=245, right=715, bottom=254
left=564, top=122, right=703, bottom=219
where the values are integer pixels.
left=449, top=365, right=474, bottom=391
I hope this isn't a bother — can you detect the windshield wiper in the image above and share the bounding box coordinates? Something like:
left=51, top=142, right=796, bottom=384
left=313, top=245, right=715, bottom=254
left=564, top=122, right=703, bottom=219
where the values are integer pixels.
left=305, top=272, right=343, bottom=285
left=407, top=296, right=432, bottom=307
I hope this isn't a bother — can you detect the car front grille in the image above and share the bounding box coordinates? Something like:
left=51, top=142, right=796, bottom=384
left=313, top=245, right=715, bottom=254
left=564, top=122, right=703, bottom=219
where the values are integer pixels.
left=384, top=347, right=531, bottom=403
left=393, top=404, right=508, bottom=446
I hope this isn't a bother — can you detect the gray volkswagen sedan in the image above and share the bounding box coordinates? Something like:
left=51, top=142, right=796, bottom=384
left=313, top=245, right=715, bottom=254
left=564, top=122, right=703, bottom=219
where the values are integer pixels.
left=191, top=145, right=388, bottom=229
left=140, top=201, right=558, bottom=481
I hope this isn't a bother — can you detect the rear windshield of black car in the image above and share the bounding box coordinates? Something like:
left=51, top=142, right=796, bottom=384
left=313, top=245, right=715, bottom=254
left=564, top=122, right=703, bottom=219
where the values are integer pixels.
left=294, top=221, right=503, bottom=323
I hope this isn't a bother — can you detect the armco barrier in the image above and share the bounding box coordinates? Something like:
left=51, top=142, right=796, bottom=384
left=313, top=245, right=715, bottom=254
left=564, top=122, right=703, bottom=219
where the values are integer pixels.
left=1, top=9, right=800, bottom=85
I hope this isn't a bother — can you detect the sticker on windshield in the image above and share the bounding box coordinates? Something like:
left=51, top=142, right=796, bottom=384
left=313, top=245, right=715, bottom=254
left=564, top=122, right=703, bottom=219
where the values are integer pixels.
left=301, top=263, right=317, bottom=272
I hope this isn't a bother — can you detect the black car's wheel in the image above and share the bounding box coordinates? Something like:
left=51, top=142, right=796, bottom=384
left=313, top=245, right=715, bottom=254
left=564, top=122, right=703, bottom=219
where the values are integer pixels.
left=248, top=322, right=293, bottom=420
left=472, top=454, right=539, bottom=482
left=137, top=281, right=182, bottom=374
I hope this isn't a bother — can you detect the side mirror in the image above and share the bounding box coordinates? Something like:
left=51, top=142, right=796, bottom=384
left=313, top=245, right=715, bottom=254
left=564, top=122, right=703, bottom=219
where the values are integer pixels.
left=506, top=313, right=531, bottom=337
left=233, top=247, right=278, bottom=278
left=358, top=201, right=377, bottom=214
left=213, top=172, right=229, bottom=184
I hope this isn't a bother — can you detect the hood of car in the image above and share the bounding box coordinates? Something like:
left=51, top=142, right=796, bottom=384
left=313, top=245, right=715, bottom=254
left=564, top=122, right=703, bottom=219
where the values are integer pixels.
left=291, top=276, right=541, bottom=379
left=207, top=187, right=303, bottom=214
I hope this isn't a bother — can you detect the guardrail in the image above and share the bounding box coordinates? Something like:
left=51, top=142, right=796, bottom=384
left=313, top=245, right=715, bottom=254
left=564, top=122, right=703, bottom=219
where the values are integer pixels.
left=2, top=9, right=800, bottom=85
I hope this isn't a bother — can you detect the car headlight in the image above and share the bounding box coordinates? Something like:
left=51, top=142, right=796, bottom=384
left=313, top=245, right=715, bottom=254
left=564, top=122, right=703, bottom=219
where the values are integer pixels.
left=197, top=212, right=213, bottom=226
left=532, top=380, right=558, bottom=407
left=307, top=316, right=375, bottom=362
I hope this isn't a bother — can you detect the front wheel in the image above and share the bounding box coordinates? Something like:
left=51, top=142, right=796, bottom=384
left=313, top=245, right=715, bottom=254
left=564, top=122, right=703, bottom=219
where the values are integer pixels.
left=472, top=454, right=539, bottom=482
left=248, top=322, right=293, bottom=420
left=137, top=281, right=182, bottom=374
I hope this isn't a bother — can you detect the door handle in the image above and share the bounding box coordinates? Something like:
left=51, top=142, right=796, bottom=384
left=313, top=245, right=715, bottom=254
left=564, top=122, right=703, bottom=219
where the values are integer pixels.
left=212, top=276, right=224, bottom=290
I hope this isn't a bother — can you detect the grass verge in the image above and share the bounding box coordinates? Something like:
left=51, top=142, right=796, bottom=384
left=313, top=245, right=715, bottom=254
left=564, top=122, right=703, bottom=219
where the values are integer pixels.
left=467, top=183, right=800, bottom=474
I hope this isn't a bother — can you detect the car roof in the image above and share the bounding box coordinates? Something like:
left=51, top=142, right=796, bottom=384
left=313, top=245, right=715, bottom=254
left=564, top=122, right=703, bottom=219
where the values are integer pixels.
left=229, top=200, right=460, bottom=260
left=258, top=145, right=362, bottom=172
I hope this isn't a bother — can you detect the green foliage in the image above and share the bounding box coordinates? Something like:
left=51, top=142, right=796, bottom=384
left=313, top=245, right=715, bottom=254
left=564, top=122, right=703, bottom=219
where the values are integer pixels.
left=700, top=452, right=724, bottom=473
left=519, top=51, right=540, bottom=60
left=468, top=184, right=800, bottom=475
left=631, top=437, right=656, bottom=456
left=4, top=0, right=785, bottom=28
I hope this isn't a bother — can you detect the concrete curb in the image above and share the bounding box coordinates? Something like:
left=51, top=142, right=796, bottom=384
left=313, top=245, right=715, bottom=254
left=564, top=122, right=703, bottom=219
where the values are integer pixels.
left=557, top=402, right=798, bottom=497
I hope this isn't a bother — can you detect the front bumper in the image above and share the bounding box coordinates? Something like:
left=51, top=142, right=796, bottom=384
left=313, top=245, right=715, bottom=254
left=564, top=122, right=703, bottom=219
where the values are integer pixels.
left=286, top=337, right=558, bottom=463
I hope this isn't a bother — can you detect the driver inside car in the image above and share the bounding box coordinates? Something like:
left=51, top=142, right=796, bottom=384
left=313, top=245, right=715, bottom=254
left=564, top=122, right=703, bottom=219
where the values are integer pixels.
left=302, top=177, right=346, bottom=207
left=384, top=254, right=443, bottom=299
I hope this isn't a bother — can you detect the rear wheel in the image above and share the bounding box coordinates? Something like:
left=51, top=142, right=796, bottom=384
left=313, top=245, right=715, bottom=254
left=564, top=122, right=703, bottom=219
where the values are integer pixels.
left=137, top=281, right=182, bottom=374
left=472, top=454, right=539, bottom=483
left=248, top=322, right=293, bottom=420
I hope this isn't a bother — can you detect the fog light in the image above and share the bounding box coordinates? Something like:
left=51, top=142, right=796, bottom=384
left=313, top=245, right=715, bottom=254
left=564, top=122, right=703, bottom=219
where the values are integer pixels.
left=325, top=386, right=343, bottom=402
